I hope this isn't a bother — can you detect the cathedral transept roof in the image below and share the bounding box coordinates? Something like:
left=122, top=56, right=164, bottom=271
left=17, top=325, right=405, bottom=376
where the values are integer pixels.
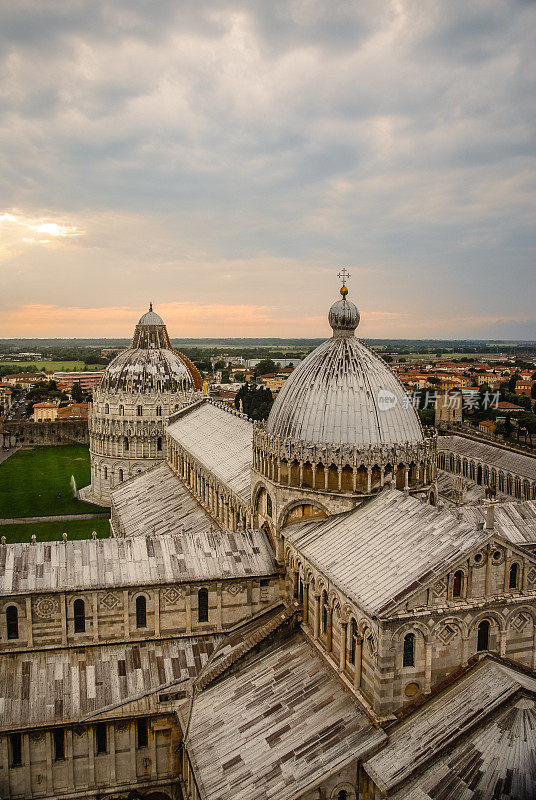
left=181, top=632, right=385, bottom=800
left=167, top=400, right=253, bottom=502
left=365, top=657, right=536, bottom=800
left=285, top=488, right=492, bottom=617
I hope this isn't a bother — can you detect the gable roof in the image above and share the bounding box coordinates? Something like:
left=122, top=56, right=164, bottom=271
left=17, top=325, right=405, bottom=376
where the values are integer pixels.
left=166, top=400, right=253, bottom=502
left=452, top=499, right=536, bottom=546
left=364, top=659, right=536, bottom=794
left=0, top=637, right=219, bottom=730
left=182, top=632, right=385, bottom=800
left=0, top=529, right=276, bottom=596
left=111, top=462, right=215, bottom=537
left=284, top=489, right=490, bottom=616
left=438, top=435, right=536, bottom=481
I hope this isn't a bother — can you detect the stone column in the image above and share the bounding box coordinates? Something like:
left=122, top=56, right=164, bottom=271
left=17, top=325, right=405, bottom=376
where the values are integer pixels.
left=461, top=635, right=469, bottom=666
left=313, top=593, right=320, bottom=639
left=25, top=596, right=33, bottom=647
left=326, top=609, right=333, bottom=652
left=424, top=642, right=432, bottom=693
left=367, top=468, right=372, bottom=494
left=155, top=590, right=160, bottom=638
left=339, top=622, right=347, bottom=671
left=354, top=639, right=362, bottom=690
left=92, top=592, right=99, bottom=642
left=123, top=590, right=130, bottom=638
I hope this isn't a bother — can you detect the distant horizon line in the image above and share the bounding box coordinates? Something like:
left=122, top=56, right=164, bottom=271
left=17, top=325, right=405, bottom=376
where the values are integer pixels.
left=1, top=337, right=536, bottom=345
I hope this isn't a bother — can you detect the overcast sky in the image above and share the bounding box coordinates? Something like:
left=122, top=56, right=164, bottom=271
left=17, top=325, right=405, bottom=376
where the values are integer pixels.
left=0, top=0, right=535, bottom=339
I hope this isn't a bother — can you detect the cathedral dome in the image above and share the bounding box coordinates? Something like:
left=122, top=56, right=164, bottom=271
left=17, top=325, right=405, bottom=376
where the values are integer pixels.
left=99, top=304, right=198, bottom=394
left=137, top=308, right=165, bottom=326
left=265, top=287, right=423, bottom=447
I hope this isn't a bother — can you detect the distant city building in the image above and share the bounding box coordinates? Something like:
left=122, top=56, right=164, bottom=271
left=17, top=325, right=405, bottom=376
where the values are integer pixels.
left=57, top=402, right=89, bottom=420
left=33, top=401, right=59, bottom=422
left=4, top=372, right=51, bottom=389
left=53, top=371, right=104, bottom=392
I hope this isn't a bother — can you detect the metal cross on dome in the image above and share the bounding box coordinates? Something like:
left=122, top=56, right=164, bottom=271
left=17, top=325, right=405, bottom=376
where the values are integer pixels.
left=337, top=268, right=351, bottom=287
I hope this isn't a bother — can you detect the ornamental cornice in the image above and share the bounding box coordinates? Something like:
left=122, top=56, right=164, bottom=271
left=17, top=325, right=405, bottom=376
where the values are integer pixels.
left=253, top=426, right=436, bottom=467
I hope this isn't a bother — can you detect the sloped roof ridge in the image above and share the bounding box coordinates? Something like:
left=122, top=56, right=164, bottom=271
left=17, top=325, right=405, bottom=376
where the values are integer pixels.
left=195, top=601, right=300, bottom=691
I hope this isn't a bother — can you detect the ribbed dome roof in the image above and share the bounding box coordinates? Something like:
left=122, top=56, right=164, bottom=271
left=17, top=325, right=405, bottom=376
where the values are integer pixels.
left=265, top=288, right=423, bottom=447
left=138, top=309, right=165, bottom=326
left=99, top=305, right=196, bottom=394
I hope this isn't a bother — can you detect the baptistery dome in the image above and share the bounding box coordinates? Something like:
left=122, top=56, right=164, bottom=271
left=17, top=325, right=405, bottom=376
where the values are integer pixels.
left=100, top=304, right=202, bottom=394
left=266, top=288, right=423, bottom=447
left=81, top=304, right=203, bottom=506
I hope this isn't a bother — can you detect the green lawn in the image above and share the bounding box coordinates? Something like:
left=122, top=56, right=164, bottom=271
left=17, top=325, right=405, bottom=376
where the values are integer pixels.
left=1, top=360, right=105, bottom=372
left=0, top=446, right=105, bottom=518
left=0, top=518, right=110, bottom=543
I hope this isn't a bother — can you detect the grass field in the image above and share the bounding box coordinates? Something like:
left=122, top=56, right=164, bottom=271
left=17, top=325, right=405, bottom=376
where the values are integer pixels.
left=0, top=446, right=105, bottom=518
left=0, top=518, right=110, bottom=543
left=0, top=360, right=105, bottom=372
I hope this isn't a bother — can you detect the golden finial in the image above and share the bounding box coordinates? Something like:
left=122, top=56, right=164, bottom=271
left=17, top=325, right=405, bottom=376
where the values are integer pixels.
left=337, top=268, right=351, bottom=296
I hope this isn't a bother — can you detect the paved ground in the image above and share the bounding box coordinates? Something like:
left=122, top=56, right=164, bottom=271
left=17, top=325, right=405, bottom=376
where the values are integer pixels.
left=0, top=512, right=109, bottom=525
left=0, top=447, right=20, bottom=466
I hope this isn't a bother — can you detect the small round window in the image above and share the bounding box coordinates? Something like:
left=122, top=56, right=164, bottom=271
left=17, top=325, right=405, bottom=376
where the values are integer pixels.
left=473, top=553, right=483, bottom=564
left=493, top=549, right=502, bottom=561
left=405, top=682, right=420, bottom=697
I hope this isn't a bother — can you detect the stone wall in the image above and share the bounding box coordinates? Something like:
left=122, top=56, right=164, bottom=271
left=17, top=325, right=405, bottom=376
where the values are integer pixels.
left=0, top=714, right=180, bottom=800
left=0, top=419, right=89, bottom=448
left=0, top=577, right=280, bottom=652
left=284, top=538, right=536, bottom=718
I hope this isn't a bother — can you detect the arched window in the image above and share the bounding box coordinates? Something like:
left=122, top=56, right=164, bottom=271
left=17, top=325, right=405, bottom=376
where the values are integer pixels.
left=509, top=563, right=519, bottom=590
left=137, top=718, right=148, bottom=749
left=54, top=729, right=65, bottom=761
left=124, top=436, right=129, bottom=451
left=157, top=437, right=162, bottom=451
left=119, top=404, right=124, bottom=416
left=337, top=792, right=348, bottom=800
left=350, top=619, right=358, bottom=665
left=137, top=405, right=143, bottom=416
left=95, top=723, right=107, bottom=755
left=103, top=466, right=108, bottom=480
left=119, top=469, right=124, bottom=482
left=403, top=633, right=415, bottom=667
left=477, top=620, right=490, bottom=651
left=156, top=406, right=162, bottom=417
left=321, top=590, right=328, bottom=634
left=105, top=403, right=109, bottom=414
left=452, top=570, right=463, bottom=598
left=136, top=596, right=147, bottom=629
left=6, top=605, right=18, bottom=640
left=266, top=494, right=273, bottom=518
left=73, top=599, right=85, bottom=633
left=198, top=588, right=209, bottom=623
left=10, top=733, right=22, bottom=766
